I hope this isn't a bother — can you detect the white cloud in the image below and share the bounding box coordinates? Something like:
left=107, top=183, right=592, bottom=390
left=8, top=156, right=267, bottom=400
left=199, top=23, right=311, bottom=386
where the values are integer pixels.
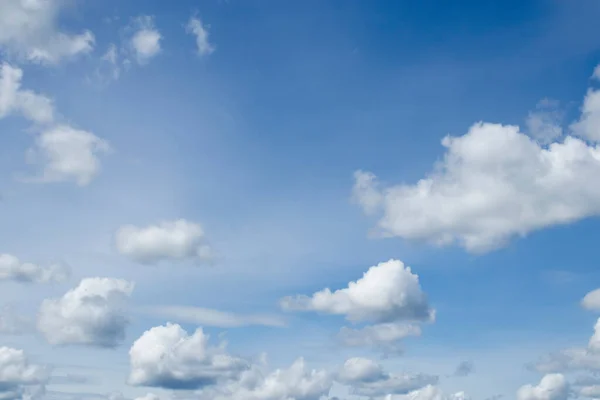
left=337, top=357, right=438, bottom=397
left=517, top=374, right=568, bottom=400
left=571, top=88, right=600, bottom=142
left=128, top=323, right=248, bottom=389
left=115, top=219, right=212, bottom=264
left=37, top=277, right=134, bottom=347
left=0, top=347, right=48, bottom=400
left=0, top=0, right=94, bottom=65
left=130, top=16, right=162, bottom=64
left=0, top=253, right=69, bottom=283
left=582, top=289, right=600, bottom=311
left=134, top=395, right=160, bottom=400
left=526, top=98, right=563, bottom=145
left=0, top=63, right=54, bottom=124
left=338, top=323, right=421, bottom=354
left=353, top=124, right=600, bottom=253
left=186, top=17, right=215, bottom=56
left=199, top=358, right=333, bottom=400
left=26, top=124, right=111, bottom=186
left=144, top=305, right=286, bottom=328
left=281, top=259, right=434, bottom=323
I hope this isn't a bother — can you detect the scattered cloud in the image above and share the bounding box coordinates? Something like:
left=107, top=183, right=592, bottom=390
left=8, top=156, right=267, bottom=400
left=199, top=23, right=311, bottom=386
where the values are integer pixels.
left=25, top=125, right=111, bottom=186
left=0, top=254, right=69, bottom=283
left=571, top=89, right=600, bottom=142
left=386, top=385, right=469, bottom=400
left=338, top=323, right=421, bottom=354
left=186, top=16, right=215, bottom=56
left=0, top=0, right=94, bottom=65
left=517, top=374, right=568, bottom=400
left=0, top=63, right=54, bottom=124
left=143, top=305, right=286, bottom=328
left=128, top=323, right=248, bottom=389
left=37, top=278, right=134, bottom=347
left=526, top=98, right=563, bottom=145
left=115, top=219, right=213, bottom=264
left=129, top=16, right=162, bottom=65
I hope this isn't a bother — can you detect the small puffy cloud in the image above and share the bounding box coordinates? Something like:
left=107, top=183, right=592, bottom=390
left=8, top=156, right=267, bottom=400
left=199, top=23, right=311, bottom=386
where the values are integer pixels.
left=571, top=88, right=600, bottom=142
left=517, top=374, right=569, bottom=400
left=129, top=16, right=162, bottom=64
left=338, top=323, right=421, bottom=354
left=186, top=17, right=215, bottom=56
left=338, top=358, right=438, bottom=397
left=0, top=347, right=48, bottom=400
left=145, top=305, right=285, bottom=328
left=128, top=323, right=248, bottom=389
left=0, top=0, right=94, bottom=65
left=281, top=259, right=434, bottom=323
left=453, top=361, right=475, bottom=377
left=0, top=254, right=69, bottom=283
left=0, top=63, right=54, bottom=124
left=26, top=125, right=111, bottom=186
left=526, top=99, right=563, bottom=145
left=37, top=277, right=134, bottom=347
left=199, top=358, right=333, bottom=400
left=353, top=123, right=600, bottom=253
left=115, top=219, right=212, bottom=264
left=134, top=395, right=160, bottom=400
left=582, top=289, right=600, bottom=311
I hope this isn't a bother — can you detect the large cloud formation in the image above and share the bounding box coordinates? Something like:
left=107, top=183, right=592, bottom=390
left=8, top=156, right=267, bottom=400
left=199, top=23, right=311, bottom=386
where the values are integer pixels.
left=37, top=277, right=134, bottom=347
left=353, top=70, right=600, bottom=253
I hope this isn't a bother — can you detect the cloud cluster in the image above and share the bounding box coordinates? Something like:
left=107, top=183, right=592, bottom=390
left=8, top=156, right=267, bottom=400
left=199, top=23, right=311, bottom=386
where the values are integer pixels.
left=0, top=0, right=94, bottom=65
left=517, top=374, right=568, bottom=400
left=116, top=219, right=213, bottom=264
left=37, top=278, right=134, bottom=347
left=0, top=346, right=48, bottom=400
left=0, top=253, right=69, bottom=283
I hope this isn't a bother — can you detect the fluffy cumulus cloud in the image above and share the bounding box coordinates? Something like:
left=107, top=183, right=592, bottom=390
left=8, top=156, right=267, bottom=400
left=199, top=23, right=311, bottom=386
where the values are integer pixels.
left=0, top=253, right=69, bottom=283
left=0, top=0, right=94, bottom=65
left=26, top=125, right=111, bottom=186
left=517, top=374, right=569, bottom=400
left=353, top=124, right=600, bottom=253
left=186, top=16, right=215, bottom=56
left=129, top=16, right=162, bottom=64
left=281, top=259, right=433, bottom=323
left=337, top=357, right=438, bottom=397
left=571, top=87, right=600, bottom=143
left=198, top=358, right=332, bottom=400
left=0, top=347, right=48, bottom=400
left=116, top=219, right=213, bottom=264
left=128, top=323, right=248, bottom=389
left=0, top=63, right=54, bottom=124
left=37, top=278, right=134, bottom=347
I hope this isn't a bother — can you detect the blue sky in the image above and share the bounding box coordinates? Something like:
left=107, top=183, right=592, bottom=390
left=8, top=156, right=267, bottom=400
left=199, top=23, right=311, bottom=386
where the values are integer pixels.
left=3, top=1, right=600, bottom=400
